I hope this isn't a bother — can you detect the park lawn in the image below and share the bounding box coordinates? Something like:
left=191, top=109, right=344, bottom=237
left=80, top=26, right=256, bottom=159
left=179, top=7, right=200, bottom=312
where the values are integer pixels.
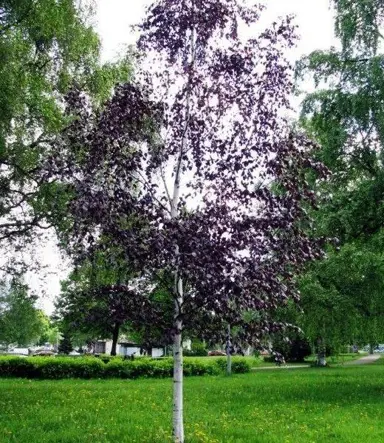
left=195, top=352, right=366, bottom=368
left=1, top=362, right=384, bottom=443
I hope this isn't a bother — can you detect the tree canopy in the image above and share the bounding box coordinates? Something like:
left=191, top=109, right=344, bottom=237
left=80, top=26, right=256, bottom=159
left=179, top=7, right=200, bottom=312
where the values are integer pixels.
left=0, top=0, right=131, bottom=268
left=48, top=1, right=326, bottom=440
left=296, top=0, right=384, bottom=350
left=0, top=278, right=45, bottom=346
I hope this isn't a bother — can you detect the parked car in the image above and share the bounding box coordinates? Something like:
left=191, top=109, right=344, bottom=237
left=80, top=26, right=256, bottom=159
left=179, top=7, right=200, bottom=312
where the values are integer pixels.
left=33, top=350, right=56, bottom=357
left=208, top=350, right=226, bottom=356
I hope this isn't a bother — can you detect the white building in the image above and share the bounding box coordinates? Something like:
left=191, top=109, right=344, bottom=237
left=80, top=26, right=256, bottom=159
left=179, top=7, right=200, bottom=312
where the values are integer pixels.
left=94, top=339, right=165, bottom=358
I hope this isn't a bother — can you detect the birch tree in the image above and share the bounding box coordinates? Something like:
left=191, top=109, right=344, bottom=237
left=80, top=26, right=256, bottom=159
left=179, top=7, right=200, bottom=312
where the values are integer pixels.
left=296, top=0, right=384, bottom=358
left=48, top=1, right=326, bottom=441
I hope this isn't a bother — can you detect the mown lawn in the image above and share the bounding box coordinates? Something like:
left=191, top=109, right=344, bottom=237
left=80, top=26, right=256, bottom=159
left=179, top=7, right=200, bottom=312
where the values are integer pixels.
left=1, top=360, right=383, bottom=443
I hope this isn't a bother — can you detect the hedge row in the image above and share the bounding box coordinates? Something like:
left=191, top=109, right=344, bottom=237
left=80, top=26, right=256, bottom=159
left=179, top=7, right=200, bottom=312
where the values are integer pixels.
left=0, top=356, right=251, bottom=379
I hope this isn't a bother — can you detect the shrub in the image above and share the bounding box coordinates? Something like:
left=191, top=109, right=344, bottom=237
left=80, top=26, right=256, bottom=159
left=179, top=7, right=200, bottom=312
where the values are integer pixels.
left=288, top=339, right=312, bottom=363
left=0, top=355, right=253, bottom=379
left=183, top=342, right=208, bottom=357
left=272, top=333, right=312, bottom=363
left=0, top=357, right=35, bottom=378
left=215, top=357, right=251, bottom=373
left=183, top=358, right=220, bottom=376
left=96, top=354, right=124, bottom=364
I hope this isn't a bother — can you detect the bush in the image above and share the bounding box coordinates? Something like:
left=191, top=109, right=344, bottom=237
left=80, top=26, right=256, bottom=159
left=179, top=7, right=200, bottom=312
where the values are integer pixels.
left=1, top=356, right=253, bottom=379
left=215, top=357, right=251, bottom=373
left=272, top=333, right=312, bottom=363
left=183, top=342, right=208, bottom=357
left=96, top=354, right=124, bottom=364
left=184, top=358, right=220, bottom=376
left=0, top=357, right=107, bottom=379
left=0, top=355, right=254, bottom=379
left=288, top=339, right=312, bottom=362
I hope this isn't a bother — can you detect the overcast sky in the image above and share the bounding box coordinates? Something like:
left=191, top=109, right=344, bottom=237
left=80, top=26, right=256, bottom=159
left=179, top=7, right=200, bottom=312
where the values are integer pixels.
left=36, top=0, right=337, bottom=315
left=96, top=0, right=337, bottom=62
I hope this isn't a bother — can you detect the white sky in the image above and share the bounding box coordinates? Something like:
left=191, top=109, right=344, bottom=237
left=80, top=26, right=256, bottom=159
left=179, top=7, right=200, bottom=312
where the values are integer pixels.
left=36, top=0, right=338, bottom=315
left=96, top=0, right=337, bottom=62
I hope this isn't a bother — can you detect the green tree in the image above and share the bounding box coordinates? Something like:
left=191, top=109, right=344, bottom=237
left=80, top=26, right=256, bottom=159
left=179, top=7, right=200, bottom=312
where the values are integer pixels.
left=58, top=330, right=73, bottom=354
left=0, top=278, right=45, bottom=346
left=296, top=0, right=384, bottom=353
left=0, top=0, right=131, bottom=257
left=54, top=248, right=172, bottom=356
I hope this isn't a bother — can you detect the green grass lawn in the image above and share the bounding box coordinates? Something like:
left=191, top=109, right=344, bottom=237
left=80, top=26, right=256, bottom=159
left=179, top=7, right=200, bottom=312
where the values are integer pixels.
left=1, top=359, right=384, bottom=443
left=191, top=352, right=365, bottom=369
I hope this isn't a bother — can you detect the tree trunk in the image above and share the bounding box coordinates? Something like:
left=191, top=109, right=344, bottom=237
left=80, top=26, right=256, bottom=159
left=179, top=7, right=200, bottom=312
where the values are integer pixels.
left=111, top=323, right=120, bottom=356
left=317, top=352, right=327, bottom=366
left=316, top=337, right=326, bottom=366
left=170, top=14, right=194, bottom=442
left=226, top=324, right=232, bottom=376
left=173, top=283, right=184, bottom=443
left=369, top=343, right=374, bottom=354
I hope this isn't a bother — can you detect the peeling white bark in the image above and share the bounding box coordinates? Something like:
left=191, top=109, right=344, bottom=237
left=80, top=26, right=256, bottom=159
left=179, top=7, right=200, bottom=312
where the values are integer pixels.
left=170, top=10, right=195, bottom=442
left=173, top=279, right=184, bottom=443
left=226, top=324, right=232, bottom=376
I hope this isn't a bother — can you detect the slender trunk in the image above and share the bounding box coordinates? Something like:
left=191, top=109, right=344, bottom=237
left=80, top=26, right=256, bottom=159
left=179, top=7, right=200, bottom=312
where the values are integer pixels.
left=226, top=324, right=232, bottom=376
left=111, top=323, right=120, bottom=356
left=369, top=343, right=374, bottom=355
left=316, top=337, right=326, bottom=366
left=317, top=353, right=327, bottom=366
left=170, top=10, right=195, bottom=442
left=173, top=301, right=184, bottom=443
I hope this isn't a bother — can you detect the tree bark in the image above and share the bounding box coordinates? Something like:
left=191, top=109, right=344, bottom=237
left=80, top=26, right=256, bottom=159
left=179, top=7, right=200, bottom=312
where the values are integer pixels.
left=226, top=324, right=232, bottom=376
left=173, top=278, right=184, bottom=443
left=170, top=11, right=194, bottom=441
left=316, top=337, right=326, bottom=366
left=369, top=343, right=374, bottom=354
left=111, top=322, right=120, bottom=356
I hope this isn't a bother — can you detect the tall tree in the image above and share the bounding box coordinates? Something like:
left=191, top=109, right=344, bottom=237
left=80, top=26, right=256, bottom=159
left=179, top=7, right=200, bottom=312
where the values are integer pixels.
left=0, top=0, right=131, bottom=269
left=296, top=0, right=384, bottom=350
left=49, top=1, right=325, bottom=441
left=0, top=278, right=45, bottom=346
left=55, top=240, right=174, bottom=355
left=55, top=255, right=168, bottom=356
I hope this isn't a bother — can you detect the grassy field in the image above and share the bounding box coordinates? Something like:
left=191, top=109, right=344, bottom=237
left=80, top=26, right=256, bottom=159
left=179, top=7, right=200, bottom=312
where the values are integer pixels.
left=0, top=359, right=383, bottom=443
left=194, top=352, right=365, bottom=368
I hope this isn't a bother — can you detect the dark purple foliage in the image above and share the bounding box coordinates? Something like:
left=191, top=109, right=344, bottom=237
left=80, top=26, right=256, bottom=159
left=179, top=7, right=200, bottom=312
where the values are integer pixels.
left=47, top=0, right=327, bottom=347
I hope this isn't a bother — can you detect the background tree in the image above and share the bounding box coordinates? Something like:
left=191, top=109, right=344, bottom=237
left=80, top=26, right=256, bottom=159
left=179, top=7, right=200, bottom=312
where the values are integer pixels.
left=49, top=1, right=326, bottom=441
left=36, top=312, right=61, bottom=347
left=58, top=330, right=73, bottom=355
left=55, top=249, right=173, bottom=355
left=0, top=0, right=131, bottom=272
left=296, top=0, right=384, bottom=353
left=0, top=278, right=45, bottom=346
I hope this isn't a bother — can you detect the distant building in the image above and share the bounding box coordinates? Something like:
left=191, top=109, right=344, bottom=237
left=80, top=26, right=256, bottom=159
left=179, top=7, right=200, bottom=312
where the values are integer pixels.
left=94, top=339, right=165, bottom=358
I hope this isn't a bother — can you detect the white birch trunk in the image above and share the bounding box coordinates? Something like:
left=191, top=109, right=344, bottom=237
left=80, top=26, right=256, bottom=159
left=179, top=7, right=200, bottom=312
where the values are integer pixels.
left=226, top=324, right=232, bottom=376
left=170, top=12, right=195, bottom=442
left=316, top=338, right=326, bottom=366
left=173, top=277, right=184, bottom=443
left=171, top=163, right=184, bottom=443
left=318, top=355, right=327, bottom=366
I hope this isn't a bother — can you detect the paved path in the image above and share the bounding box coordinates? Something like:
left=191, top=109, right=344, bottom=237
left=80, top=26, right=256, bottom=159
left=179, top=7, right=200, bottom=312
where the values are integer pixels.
left=343, top=354, right=381, bottom=365
left=252, top=354, right=381, bottom=371
left=252, top=364, right=310, bottom=371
